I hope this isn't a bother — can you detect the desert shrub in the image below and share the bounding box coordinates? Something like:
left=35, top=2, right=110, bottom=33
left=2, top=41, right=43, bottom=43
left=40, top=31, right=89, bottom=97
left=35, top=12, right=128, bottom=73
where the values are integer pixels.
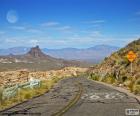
left=135, top=79, right=140, bottom=85
left=100, top=73, right=116, bottom=84
left=122, top=76, right=128, bottom=82
left=104, top=57, right=108, bottom=61
left=0, top=80, right=57, bottom=110
left=34, top=89, right=44, bottom=95
left=77, top=72, right=88, bottom=78
left=44, top=80, right=53, bottom=90
left=124, top=78, right=135, bottom=92
left=10, top=97, right=18, bottom=103
left=0, top=86, right=3, bottom=105
left=89, top=73, right=99, bottom=81
left=52, top=77, right=60, bottom=83
left=24, top=92, right=32, bottom=99
left=127, top=82, right=134, bottom=92
left=137, top=59, right=140, bottom=65
left=133, top=85, right=140, bottom=94
left=124, top=80, right=132, bottom=87
left=102, top=75, right=116, bottom=84
left=120, top=58, right=130, bottom=67
left=19, top=88, right=33, bottom=100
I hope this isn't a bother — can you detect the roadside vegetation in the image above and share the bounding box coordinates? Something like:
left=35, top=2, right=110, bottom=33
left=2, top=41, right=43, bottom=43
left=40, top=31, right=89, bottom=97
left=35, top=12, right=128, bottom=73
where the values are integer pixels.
left=88, top=39, right=140, bottom=95
left=0, top=76, right=61, bottom=111
left=88, top=73, right=140, bottom=95
left=0, top=69, right=86, bottom=111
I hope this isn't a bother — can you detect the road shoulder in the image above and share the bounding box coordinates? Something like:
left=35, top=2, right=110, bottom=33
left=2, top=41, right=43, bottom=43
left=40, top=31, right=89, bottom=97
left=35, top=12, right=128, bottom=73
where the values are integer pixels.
left=88, top=79, right=140, bottom=102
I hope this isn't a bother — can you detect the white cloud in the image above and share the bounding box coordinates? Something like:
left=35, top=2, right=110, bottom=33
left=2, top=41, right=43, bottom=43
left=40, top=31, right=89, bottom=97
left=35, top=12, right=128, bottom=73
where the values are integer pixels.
left=41, top=22, right=59, bottom=27
left=80, top=30, right=102, bottom=37
left=89, top=31, right=102, bottom=37
left=135, top=11, right=140, bottom=15
left=27, top=29, right=41, bottom=33
left=5, top=39, right=18, bottom=43
left=29, top=39, right=40, bottom=46
left=40, top=22, right=73, bottom=33
left=1, top=34, right=138, bottom=49
left=55, top=26, right=71, bottom=31
left=9, top=26, right=26, bottom=30
left=0, top=31, right=5, bottom=35
left=83, top=20, right=105, bottom=24
left=9, top=25, right=41, bottom=33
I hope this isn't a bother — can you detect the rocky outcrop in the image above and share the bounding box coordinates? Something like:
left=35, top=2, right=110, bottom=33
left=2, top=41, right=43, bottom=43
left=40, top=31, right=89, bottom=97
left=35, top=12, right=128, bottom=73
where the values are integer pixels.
left=26, top=45, right=50, bottom=58
left=0, top=70, right=29, bottom=87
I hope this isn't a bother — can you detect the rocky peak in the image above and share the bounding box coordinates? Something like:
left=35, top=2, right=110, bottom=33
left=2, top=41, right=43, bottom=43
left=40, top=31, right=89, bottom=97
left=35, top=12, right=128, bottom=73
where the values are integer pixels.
left=26, top=45, right=46, bottom=58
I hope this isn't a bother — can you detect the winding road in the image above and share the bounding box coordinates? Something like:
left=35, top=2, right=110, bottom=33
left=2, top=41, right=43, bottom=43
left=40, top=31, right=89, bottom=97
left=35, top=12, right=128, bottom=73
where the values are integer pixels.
left=0, top=77, right=140, bottom=116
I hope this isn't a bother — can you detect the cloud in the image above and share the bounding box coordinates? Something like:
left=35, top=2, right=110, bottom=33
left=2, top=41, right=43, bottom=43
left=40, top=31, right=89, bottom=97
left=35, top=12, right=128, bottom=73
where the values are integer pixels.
left=80, top=30, right=102, bottom=37
left=29, top=39, right=40, bottom=46
left=89, top=31, right=102, bottom=37
left=5, top=38, right=18, bottom=43
left=9, top=25, right=41, bottom=33
left=41, top=22, right=59, bottom=27
left=83, top=20, right=105, bottom=24
left=40, top=21, right=73, bottom=32
left=0, top=31, right=5, bottom=35
left=55, top=26, right=72, bottom=31
left=9, top=26, right=26, bottom=30
left=135, top=11, right=140, bottom=16
left=27, top=29, right=41, bottom=33
left=1, top=33, right=138, bottom=49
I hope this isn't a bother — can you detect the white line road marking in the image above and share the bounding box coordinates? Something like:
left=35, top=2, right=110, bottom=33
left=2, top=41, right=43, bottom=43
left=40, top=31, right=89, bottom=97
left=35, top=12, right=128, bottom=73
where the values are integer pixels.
left=90, top=95, right=100, bottom=100
left=81, top=92, right=125, bottom=100
left=105, top=94, right=116, bottom=99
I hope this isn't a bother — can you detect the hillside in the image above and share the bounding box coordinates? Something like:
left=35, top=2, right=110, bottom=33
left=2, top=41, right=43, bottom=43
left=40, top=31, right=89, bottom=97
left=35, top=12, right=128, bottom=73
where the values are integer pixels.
left=96, top=39, right=140, bottom=77
left=0, top=46, right=89, bottom=71
left=88, top=38, right=140, bottom=94
left=0, top=45, right=119, bottom=63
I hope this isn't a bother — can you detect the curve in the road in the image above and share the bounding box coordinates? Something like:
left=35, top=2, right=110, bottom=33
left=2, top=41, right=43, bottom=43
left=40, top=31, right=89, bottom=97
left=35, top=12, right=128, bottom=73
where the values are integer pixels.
left=51, top=82, right=83, bottom=116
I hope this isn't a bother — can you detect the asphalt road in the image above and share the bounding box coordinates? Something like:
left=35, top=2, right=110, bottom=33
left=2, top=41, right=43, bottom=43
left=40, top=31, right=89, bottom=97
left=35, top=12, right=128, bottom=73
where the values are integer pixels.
left=0, top=77, right=140, bottom=116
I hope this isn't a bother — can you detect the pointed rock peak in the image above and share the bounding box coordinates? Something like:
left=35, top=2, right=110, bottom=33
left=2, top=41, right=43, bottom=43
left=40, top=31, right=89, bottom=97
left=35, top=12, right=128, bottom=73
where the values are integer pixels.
left=27, top=45, right=46, bottom=58
left=35, top=45, right=39, bottom=49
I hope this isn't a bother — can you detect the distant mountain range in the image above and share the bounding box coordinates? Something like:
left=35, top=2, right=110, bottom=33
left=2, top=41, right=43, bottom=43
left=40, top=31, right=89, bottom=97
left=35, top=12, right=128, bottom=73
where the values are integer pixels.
left=0, top=46, right=88, bottom=71
left=0, top=45, right=119, bottom=63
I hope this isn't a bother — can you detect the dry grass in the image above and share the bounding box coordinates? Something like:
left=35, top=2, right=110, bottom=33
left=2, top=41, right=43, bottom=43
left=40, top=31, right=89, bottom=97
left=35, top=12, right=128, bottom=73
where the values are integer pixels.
left=0, top=78, right=60, bottom=111
left=88, top=73, right=99, bottom=81
left=89, top=72, right=140, bottom=95
left=133, top=85, right=140, bottom=94
left=102, top=76, right=116, bottom=84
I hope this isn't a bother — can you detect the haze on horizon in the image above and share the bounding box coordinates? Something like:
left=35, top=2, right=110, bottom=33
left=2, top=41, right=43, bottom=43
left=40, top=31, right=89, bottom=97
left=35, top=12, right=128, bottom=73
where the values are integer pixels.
left=0, top=0, right=140, bottom=49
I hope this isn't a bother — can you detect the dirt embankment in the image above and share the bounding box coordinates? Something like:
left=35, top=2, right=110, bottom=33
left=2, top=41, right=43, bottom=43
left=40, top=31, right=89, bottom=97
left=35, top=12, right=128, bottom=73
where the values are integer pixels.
left=0, top=67, right=87, bottom=87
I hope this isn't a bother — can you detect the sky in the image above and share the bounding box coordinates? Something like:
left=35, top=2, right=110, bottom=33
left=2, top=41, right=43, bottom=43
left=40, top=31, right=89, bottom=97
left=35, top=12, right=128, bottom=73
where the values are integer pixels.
left=0, top=0, right=140, bottom=49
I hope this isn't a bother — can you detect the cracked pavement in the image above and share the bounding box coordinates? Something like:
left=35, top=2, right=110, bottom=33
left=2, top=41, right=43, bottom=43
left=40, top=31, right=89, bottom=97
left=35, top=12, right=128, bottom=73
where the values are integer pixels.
left=0, top=77, right=140, bottom=116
